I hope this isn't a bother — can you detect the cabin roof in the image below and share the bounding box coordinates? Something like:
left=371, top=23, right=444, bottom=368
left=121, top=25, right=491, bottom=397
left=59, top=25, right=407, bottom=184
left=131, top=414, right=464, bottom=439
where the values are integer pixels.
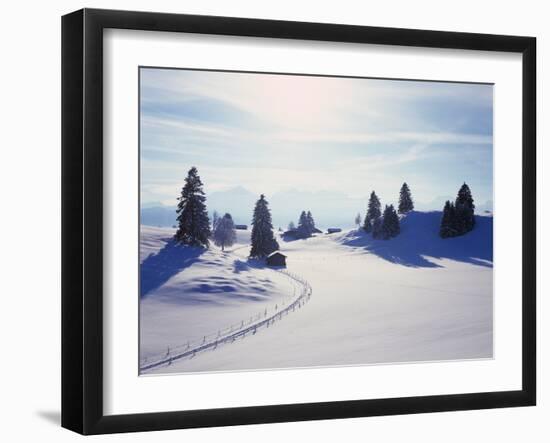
left=267, top=251, right=287, bottom=258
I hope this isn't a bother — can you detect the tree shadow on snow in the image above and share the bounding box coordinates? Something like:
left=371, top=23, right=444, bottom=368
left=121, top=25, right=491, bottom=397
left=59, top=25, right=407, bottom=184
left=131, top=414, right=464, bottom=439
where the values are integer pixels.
left=140, top=240, right=206, bottom=297
left=341, top=211, right=493, bottom=268
left=232, top=257, right=265, bottom=273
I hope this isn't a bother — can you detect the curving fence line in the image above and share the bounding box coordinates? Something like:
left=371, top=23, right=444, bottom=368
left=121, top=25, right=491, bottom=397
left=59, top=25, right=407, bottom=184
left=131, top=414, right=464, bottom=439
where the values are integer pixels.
left=140, top=269, right=307, bottom=365
left=140, top=269, right=312, bottom=373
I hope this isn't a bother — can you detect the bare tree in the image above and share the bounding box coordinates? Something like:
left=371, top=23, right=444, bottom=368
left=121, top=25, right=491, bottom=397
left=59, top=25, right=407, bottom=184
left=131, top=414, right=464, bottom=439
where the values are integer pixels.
left=354, top=213, right=362, bottom=228
left=213, top=213, right=236, bottom=251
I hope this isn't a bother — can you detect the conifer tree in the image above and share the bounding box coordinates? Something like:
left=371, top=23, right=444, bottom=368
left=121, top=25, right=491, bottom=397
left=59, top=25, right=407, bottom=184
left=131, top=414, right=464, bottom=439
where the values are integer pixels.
left=455, top=182, right=475, bottom=233
left=174, top=166, right=211, bottom=247
left=381, top=205, right=391, bottom=239
left=297, top=210, right=312, bottom=237
left=372, top=216, right=383, bottom=239
left=364, top=217, right=373, bottom=233
left=398, top=182, right=414, bottom=214
left=213, top=213, right=236, bottom=251
left=249, top=194, right=279, bottom=258
left=306, top=211, right=316, bottom=232
left=287, top=221, right=296, bottom=231
left=298, top=210, right=308, bottom=232
left=381, top=204, right=400, bottom=239
left=440, top=183, right=476, bottom=239
left=439, top=200, right=456, bottom=238
left=391, top=204, right=401, bottom=237
left=364, top=191, right=381, bottom=233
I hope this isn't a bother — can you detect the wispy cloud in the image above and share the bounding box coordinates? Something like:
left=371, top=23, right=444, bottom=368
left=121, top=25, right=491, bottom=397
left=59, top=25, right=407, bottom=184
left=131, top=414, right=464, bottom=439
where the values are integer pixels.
left=275, top=130, right=492, bottom=146
left=142, top=115, right=232, bottom=137
left=140, top=68, right=493, bottom=207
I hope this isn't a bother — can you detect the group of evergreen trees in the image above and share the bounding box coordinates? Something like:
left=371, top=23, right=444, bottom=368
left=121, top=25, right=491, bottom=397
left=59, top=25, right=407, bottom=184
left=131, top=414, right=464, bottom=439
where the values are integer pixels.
left=174, top=167, right=279, bottom=259
left=439, top=183, right=476, bottom=238
left=296, top=210, right=316, bottom=237
left=362, top=183, right=413, bottom=240
left=377, top=205, right=400, bottom=239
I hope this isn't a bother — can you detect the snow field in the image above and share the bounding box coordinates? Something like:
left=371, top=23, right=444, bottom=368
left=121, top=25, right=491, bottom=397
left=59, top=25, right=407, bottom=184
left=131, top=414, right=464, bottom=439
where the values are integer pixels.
left=141, top=212, right=493, bottom=374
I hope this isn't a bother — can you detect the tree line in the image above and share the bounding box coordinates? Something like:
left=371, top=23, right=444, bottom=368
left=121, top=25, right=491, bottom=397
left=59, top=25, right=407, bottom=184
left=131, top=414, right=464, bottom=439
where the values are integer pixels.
left=173, top=167, right=478, bottom=255
left=359, top=182, right=476, bottom=239
left=174, top=167, right=279, bottom=258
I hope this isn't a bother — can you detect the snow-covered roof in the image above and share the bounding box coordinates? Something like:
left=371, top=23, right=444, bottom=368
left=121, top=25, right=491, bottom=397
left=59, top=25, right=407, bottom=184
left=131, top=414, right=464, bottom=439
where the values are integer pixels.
left=267, top=251, right=287, bottom=258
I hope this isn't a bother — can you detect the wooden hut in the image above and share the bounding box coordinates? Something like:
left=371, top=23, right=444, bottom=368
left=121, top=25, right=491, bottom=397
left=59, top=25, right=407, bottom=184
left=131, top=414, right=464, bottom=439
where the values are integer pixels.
left=266, top=251, right=287, bottom=267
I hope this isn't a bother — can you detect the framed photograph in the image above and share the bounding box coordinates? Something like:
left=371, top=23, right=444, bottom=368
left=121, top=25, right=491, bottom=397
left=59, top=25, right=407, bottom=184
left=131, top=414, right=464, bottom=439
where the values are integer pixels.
left=61, top=8, right=536, bottom=435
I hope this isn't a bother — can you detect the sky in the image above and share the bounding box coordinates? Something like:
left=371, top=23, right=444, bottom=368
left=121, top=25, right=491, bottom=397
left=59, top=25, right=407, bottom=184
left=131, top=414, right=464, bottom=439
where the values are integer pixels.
left=140, top=67, right=493, bottom=226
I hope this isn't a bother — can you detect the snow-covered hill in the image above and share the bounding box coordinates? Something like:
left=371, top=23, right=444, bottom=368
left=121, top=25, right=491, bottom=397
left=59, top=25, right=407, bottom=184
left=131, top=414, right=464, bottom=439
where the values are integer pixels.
left=140, top=226, right=299, bottom=362
left=337, top=211, right=493, bottom=267
left=140, top=211, right=493, bottom=374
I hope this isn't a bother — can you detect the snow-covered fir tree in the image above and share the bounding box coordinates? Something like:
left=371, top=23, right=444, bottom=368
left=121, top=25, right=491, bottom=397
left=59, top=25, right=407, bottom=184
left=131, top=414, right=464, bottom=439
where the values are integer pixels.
left=381, top=204, right=400, bottom=239
left=398, top=182, right=414, bottom=214
left=249, top=194, right=279, bottom=258
left=287, top=221, right=296, bottom=231
left=355, top=213, right=362, bottom=228
left=174, top=166, right=211, bottom=247
left=213, top=213, right=236, bottom=251
left=455, top=182, right=475, bottom=233
left=306, top=211, right=316, bottom=232
left=364, top=191, right=381, bottom=233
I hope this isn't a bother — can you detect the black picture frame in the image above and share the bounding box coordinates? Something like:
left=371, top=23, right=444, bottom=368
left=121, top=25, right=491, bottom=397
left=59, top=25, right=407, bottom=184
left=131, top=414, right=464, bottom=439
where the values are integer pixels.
left=61, top=8, right=536, bottom=435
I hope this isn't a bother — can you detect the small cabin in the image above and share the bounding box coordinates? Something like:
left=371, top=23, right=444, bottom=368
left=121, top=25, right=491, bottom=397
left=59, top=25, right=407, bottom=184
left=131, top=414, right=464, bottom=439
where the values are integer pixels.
left=327, top=228, right=342, bottom=234
left=283, top=227, right=320, bottom=240
left=266, top=251, right=287, bottom=267
left=282, top=228, right=299, bottom=238
left=235, top=224, right=248, bottom=230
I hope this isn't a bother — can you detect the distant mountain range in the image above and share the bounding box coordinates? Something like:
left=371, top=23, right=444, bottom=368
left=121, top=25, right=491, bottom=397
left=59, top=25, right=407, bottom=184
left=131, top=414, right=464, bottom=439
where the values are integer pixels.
left=141, top=206, right=178, bottom=227
left=141, top=187, right=493, bottom=229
